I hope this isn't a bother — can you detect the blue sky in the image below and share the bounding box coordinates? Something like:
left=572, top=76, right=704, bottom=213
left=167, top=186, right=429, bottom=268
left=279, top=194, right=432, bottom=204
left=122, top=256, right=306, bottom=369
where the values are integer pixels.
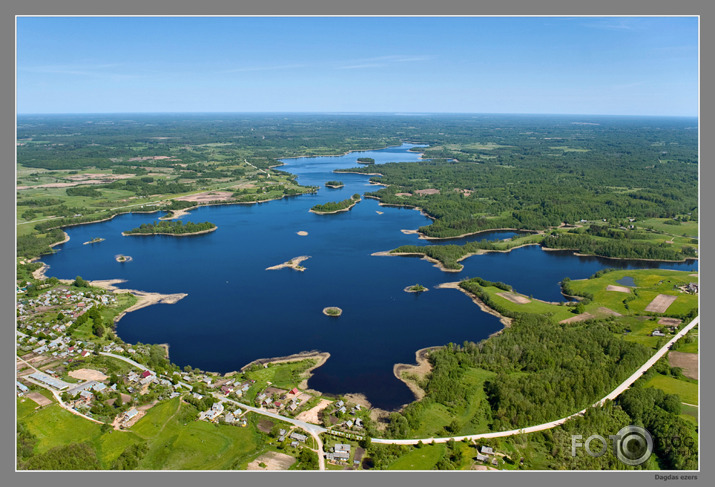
left=16, top=16, right=698, bottom=116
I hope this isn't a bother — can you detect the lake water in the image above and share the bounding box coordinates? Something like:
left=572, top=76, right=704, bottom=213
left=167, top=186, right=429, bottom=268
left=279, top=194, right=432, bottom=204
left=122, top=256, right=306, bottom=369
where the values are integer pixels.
left=40, top=144, right=698, bottom=410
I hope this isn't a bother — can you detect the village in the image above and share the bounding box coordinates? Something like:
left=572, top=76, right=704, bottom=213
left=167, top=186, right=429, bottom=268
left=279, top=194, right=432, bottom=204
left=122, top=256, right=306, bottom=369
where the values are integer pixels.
left=16, top=274, right=525, bottom=471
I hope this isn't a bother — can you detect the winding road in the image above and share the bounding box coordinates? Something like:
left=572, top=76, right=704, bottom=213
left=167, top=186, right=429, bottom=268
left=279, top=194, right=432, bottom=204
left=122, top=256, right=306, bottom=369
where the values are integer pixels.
left=18, top=316, right=698, bottom=467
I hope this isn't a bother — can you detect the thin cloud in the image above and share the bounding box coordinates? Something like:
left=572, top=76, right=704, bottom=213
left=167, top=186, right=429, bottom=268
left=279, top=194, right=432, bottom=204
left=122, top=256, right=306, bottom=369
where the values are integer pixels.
left=335, top=54, right=431, bottom=70
left=580, top=18, right=647, bottom=31
left=220, top=63, right=310, bottom=73
left=19, top=63, right=140, bottom=80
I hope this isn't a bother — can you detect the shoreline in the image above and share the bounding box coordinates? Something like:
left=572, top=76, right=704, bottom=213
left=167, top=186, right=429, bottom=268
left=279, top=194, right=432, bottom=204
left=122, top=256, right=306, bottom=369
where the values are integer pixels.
left=121, top=226, right=218, bottom=237
left=435, top=282, right=513, bottom=331
left=309, top=198, right=361, bottom=215
left=84, top=279, right=188, bottom=323
left=266, top=255, right=310, bottom=272
left=238, top=350, right=331, bottom=390
left=393, top=346, right=441, bottom=403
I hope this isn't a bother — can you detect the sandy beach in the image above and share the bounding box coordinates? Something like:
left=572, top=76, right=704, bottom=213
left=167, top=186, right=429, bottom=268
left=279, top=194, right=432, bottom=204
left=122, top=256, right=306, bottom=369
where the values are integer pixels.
left=393, top=346, right=441, bottom=402
left=266, top=255, right=310, bottom=271
left=85, top=279, right=188, bottom=323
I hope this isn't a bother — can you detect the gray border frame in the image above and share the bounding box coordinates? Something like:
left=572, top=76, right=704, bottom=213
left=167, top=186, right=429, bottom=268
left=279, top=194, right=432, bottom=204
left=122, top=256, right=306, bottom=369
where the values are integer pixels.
left=5, top=2, right=710, bottom=487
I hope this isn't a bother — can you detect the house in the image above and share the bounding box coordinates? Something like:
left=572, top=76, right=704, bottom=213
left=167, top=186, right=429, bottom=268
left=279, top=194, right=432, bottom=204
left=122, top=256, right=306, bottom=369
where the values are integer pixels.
left=355, top=418, right=363, bottom=428
left=192, top=392, right=203, bottom=400
left=480, top=446, right=494, bottom=455
left=491, top=458, right=499, bottom=466
left=92, top=383, right=107, bottom=393
left=141, top=370, right=152, bottom=379
left=224, top=412, right=235, bottom=423
left=289, top=388, right=299, bottom=395
left=123, top=408, right=139, bottom=423
left=476, top=453, right=489, bottom=463
left=279, top=429, right=286, bottom=436
left=334, top=444, right=351, bottom=453
left=289, top=432, right=307, bottom=443
left=345, top=420, right=354, bottom=428
left=652, top=330, right=666, bottom=337
left=339, top=406, right=347, bottom=414
left=336, top=400, right=344, bottom=408
left=290, top=441, right=299, bottom=448
left=79, top=390, right=94, bottom=403
left=16, top=381, right=29, bottom=395
left=80, top=350, right=91, bottom=358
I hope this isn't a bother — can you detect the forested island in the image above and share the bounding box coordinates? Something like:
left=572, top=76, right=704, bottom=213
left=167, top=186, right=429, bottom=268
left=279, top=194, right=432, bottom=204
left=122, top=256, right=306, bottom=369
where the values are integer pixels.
left=310, top=194, right=361, bottom=214
left=325, top=180, right=344, bottom=188
left=122, top=220, right=217, bottom=236
left=357, top=157, right=375, bottom=164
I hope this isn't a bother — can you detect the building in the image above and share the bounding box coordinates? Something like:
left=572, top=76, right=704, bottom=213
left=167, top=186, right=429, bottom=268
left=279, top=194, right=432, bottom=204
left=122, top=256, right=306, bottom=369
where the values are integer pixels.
left=480, top=446, right=494, bottom=455
left=289, top=432, right=307, bottom=443
left=123, top=408, right=139, bottom=423
left=16, top=381, right=29, bottom=395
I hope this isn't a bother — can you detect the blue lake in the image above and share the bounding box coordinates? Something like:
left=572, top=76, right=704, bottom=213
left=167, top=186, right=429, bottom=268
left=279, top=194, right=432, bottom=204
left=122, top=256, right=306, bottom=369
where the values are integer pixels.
left=40, top=144, right=698, bottom=410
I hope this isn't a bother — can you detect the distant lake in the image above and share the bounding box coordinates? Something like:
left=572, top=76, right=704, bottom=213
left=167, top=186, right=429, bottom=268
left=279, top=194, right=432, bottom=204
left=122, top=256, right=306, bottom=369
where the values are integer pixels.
left=40, top=144, right=698, bottom=410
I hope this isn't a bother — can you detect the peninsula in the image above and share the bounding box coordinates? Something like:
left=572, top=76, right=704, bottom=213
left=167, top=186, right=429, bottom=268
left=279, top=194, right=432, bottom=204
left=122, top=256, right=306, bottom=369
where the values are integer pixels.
left=266, top=256, right=311, bottom=272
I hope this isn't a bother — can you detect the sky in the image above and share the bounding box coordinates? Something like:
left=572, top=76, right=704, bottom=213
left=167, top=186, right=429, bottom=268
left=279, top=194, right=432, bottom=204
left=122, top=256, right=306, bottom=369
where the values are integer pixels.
left=16, top=16, right=699, bottom=116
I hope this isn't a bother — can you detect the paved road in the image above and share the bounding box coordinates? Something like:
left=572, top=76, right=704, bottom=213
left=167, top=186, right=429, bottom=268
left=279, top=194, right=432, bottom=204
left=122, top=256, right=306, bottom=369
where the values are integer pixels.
left=18, top=315, right=697, bottom=462
left=373, top=315, right=699, bottom=445
left=217, top=395, right=326, bottom=470
left=99, top=351, right=149, bottom=370
left=17, top=356, right=105, bottom=425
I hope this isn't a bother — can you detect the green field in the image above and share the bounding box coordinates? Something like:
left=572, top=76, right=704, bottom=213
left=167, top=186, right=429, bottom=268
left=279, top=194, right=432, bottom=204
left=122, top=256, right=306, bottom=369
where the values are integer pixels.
left=388, top=443, right=446, bottom=470
left=639, top=218, right=699, bottom=238
left=17, top=397, right=268, bottom=470
left=645, top=375, right=698, bottom=405
left=241, top=359, right=317, bottom=402
left=567, top=269, right=698, bottom=318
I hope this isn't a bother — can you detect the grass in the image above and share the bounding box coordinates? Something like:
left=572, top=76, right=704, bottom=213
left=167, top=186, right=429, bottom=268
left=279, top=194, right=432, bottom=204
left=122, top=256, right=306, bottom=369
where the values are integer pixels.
left=567, top=269, right=698, bottom=318
left=676, top=335, right=698, bottom=354
left=18, top=396, right=268, bottom=470
left=645, top=375, right=698, bottom=405
left=19, top=403, right=104, bottom=454
left=680, top=404, right=698, bottom=426
left=406, top=367, right=495, bottom=438
left=639, top=218, right=699, bottom=238
left=131, top=398, right=264, bottom=470
left=388, top=443, right=446, bottom=470
left=242, top=359, right=317, bottom=401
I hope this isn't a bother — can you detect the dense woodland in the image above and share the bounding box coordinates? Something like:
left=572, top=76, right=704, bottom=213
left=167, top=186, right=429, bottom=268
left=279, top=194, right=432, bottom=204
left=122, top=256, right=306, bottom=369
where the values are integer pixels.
left=124, top=220, right=216, bottom=235
left=310, top=194, right=361, bottom=213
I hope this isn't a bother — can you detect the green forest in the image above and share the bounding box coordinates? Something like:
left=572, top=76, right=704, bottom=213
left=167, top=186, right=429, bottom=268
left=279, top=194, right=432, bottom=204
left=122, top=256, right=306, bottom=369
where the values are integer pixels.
left=124, top=220, right=216, bottom=235
left=310, top=194, right=361, bottom=213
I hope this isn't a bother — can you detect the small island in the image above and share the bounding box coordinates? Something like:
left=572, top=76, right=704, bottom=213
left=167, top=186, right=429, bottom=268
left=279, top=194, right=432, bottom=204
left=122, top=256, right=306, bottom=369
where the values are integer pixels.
left=115, top=254, right=133, bottom=263
left=310, top=194, right=361, bottom=215
left=83, top=237, right=105, bottom=245
left=122, top=220, right=217, bottom=236
left=322, top=307, right=343, bottom=317
left=325, top=180, right=345, bottom=189
left=356, top=157, right=375, bottom=164
left=266, top=256, right=311, bottom=272
left=404, top=284, right=428, bottom=293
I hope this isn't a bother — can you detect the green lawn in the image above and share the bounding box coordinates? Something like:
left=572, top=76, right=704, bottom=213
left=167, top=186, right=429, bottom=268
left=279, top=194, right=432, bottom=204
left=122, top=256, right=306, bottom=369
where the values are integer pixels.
left=639, top=218, right=699, bottom=238
left=388, top=443, right=446, bottom=470
left=18, top=396, right=267, bottom=470
left=567, top=269, right=698, bottom=318
left=676, top=335, right=699, bottom=354
left=680, top=404, right=698, bottom=427
left=132, top=399, right=263, bottom=470
left=645, top=375, right=698, bottom=405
